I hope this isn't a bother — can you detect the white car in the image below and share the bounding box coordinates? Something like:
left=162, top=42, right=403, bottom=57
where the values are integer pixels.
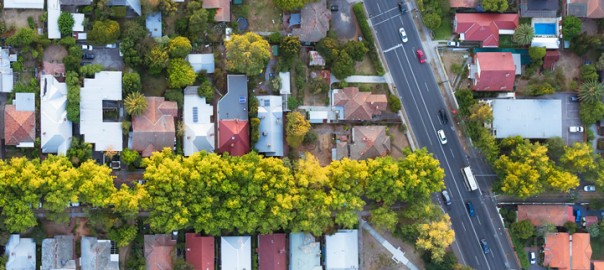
left=399, top=28, right=408, bottom=43
left=529, top=252, right=536, bottom=264
left=106, top=43, right=117, bottom=48
left=584, top=185, right=596, bottom=192
left=81, top=44, right=93, bottom=51
left=569, top=126, right=584, bottom=133
left=437, top=129, right=447, bottom=144
left=447, top=41, right=459, bottom=47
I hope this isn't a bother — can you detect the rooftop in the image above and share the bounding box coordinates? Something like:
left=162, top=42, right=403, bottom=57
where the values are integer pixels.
left=568, top=0, right=604, bottom=18
left=472, top=52, right=516, bottom=91
left=5, top=93, right=36, bottom=148
left=332, top=87, right=387, bottom=121
left=183, top=86, right=215, bottom=156
left=289, top=233, right=322, bottom=270
left=80, top=237, right=118, bottom=270
left=40, top=75, right=72, bottom=155
left=132, top=97, right=178, bottom=157
left=255, top=96, right=284, bottom=157
left=218, top=119, right=250, bottom=156
left=517, top=205, right=574, bottom=226
left=325, top=230, right=359, bottom=270
left=3, top=0, right=44, bottom=9
left=187, top=54, right=215, bottom=74
left=144, top=235, right=176, bottom=270
left=279, top=72, right=291, bottom=95
left=185, top=234, right=214, bottom=270
left=5, top=235, right=36, bottom=270
left=219, top=75, right=248, bottom=121
left=347, top=126, right=390, bottom=160
left=521, top=0, right=559, bottom=17
left=1, top=47, right=14, bottom=93
left=492, top=99, right=562, bottom=139
left=107, top=0, right=142, bottom=15
left=292, top=0, right=331, bottom=42
left=221, top=236, right=251, bottom=270
left=202, top=0, right=231, bottom=22
left=72, top=13, right=85, bottom=32
left=47, top=0, right=61, bottom=39
left=146, top=12, right=162, bottom=38
left=41, top=235, right=76, bottom=270
left=543, top=233, right=592, bottom=270
left=454, top=13, right=519, bottom=47
left=258, top=234, right=287, bottom=270
left=449, top=0, right=478, bottom=8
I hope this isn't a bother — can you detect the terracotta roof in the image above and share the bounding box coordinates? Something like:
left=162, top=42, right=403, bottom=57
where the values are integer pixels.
left=454, top=13, right=519, bottom=47
left=449, top=0, right=478, bottom=8
left=517, top=205, right=574, bottom=226
left=349, top=126, right=391, bottom=160
left=472, top=52, right=515, bottom=91
left=144, top=235, right=176, bottom=270
left=543, top=50, right=560, bottom=70
left=544, top=233, right=570, bottom=269
left=185, top=234, right=214, bottom=270
left=218, top=119, right=250, bottom=156
left=572, top=233, right=592, bottom=270
left=585, top=216, right=599, bottom=227
left=4, top=104, right=35, bottom=146
left=568, top=0, right=604, bottom=18
left=202, top=0, right=230, bottom=22
left=258, top=234, right=287, bottom=270
left=132, top=97, right=178, bottom=157
left=594, top=261, right=604, bottom=270
left=333, top=87, right=387, bottom=121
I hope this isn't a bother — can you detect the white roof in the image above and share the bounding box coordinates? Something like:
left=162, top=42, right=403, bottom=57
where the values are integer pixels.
left=325, top=230, right=359, bottom=270
left=309, top=111, right=328, bottom=123
left=255, top=95, right=283, bottom=156
left=492, top=99, right=562, bottom=139
left=183, top=86, right=215, bottom=156
left=279, top=72, right=291, bottom=95
left=3, top=0, right=44, bottom=9
left=47, top=0, right=61, bottom=39
left=531, top=37, right=560, bottom=50
left=15, top=93, right=35, bottom=112
left=72, top=13, right=85, bottom=32
left=290, top=233, right=322, bottom=270
left=80, top=71, right=123, bottom=151
left=40, top=75, right=72, bottom=155
left=0, top=47, right=14, bottom=93
left=5, top=235, right=36, bottom=270
left=187, top=54, right=215, bottom=73
left=220, top=236, right=251, bottom=270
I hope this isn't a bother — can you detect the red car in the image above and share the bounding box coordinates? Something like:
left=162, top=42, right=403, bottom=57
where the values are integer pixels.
left=416, top=49, right=426, bottom=63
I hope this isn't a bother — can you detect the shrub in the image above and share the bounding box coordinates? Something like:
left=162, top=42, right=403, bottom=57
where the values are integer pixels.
left=165, top=89, right=184, bottom=108
left=388, top=94, right=402, bottom=112
left=250, top=117, right=260, bottom=145
left=302, top=130, right=318, bottom=145
left=352, top=3, right=384, bottom=75
left=268, top=32, right=282, bottom=44
left=451, top=63, right=463, bottom=74
left=287, top=97, right=301, bottom=110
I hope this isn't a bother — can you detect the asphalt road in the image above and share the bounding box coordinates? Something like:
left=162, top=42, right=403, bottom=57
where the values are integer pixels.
left=363, top=1, right=520, bottom=269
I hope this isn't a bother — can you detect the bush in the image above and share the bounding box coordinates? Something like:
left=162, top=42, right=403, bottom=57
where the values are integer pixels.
left=352, top=3, right=384, bottom=75
left=164, top=89, right=184, bottom=108
left=110, top=6, right=127, bottom=18
left=302, top=130, right=318, bottom=145
left=27, top=16, right=36, bottom=29
left=268, top=32, right=282, bottom=44
left=388, top=94, right=402, bottom=112
left=450, top=63, right=463, bottom=74
left=122, top=72, right=142, bottom=95
left=250, top=117, right=260, bottom=145
left=287, top=97, right=300, bottom=110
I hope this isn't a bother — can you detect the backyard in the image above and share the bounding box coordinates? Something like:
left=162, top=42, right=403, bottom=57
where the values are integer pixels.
left=141, top=72, right=167, bottom=97
left=232, top=0, right=282, bottom=32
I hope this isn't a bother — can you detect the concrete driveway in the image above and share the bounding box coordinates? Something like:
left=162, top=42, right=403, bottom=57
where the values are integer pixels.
left=90, top=47, right=124, bottom=71
left=537, top=93, right=583, bottom=145
left=328, top=0, right=357, bottom=40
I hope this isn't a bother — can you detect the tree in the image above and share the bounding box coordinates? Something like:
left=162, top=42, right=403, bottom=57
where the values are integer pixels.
left=188, top=8, right=209, bottom=42
left=587, top=223, right=600, bottom=238
left=280, top=36, right=301, bottom=59
left=579, top=101, right=604, bottom=126
left=58, top=12, right=75, bottom=37
left=250, top=117, right=260, bottom=145
left=167, top=59, right=196, bottom=88
left=343, top=41, right=368, bottom=62
left=416, top=215, right=455, bottom=262
left=88, top=20, right=120, bottom=45
left=78, top=160, right=117, bottom=207
left=510, top=220, right=535, bottom=240
left=158, top=0, right=177, bottom=16
left=570, top=32, right=601, bottom=56
left=528, top=46, right=546, bottom=61
left=546, top=137, right=567, bottom=163
left=596, top=53, right=604, bottom=70
left=562, top=16, right=582, bottom=40
left=146, top=46, right=169, bottom=75
left=388, top=94, right=402, bottom=111
left=579, top=81, right=604, bottom=104
left=197, top=80, right=214, bottom=101
left=124, top=92, right=148, bottom=116
left=120, top=21, right=149, bottom=41
left=468, top=103, right=493, bottom=124
left=530, top=82, right=555, bottom=96
left=38, top=156, right=80, bottom=222
left=482, top=0, right=508, bottom=12
left=6, top=27, right=38, bottom=47
left=122, top=72, right=142, bottom=95
left=423, top=12, right=442, bottom=30
left=79, top=64, right=104, bottom=77
left=274, top=0, right=316, bottom=10
left=121, top=148, right=141, bottom=167
left=225, top=33, right=271, bottom=75
left=331, top=50, right=355, bottom=79
left=66, top=138, right=92, bottom=166
left=168, top=36, right=192, bottom=58
left=108, top=223, right=138, bottom=247
left=108, top=184, right=148, bottom=219
left=580, top=65, right=599, bottom=82
left=66, top=72, right=81, bottom=122
left=559, top=142, right=597, bottom=174
left=564, top=221, right=578, bottom=234
left=512, top=24, right=534, bottom=45
left=316, top=37, right=339, bottom=65
left=286, top=111, right=311, bottom=147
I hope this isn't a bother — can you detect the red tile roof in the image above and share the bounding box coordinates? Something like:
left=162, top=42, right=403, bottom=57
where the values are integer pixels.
left=472, top=52, right=516, bottom=91
left=185, top=234, right=214, bottom=270
left=4, top=104, right=35, bottom=146
left=333, top=87, right=387, bottom=121
left=544, top=233, right=570, bottom=269
left=517, top=205, right=574, bottom=226
left=350, top=126, right=391, bottom=160
left=449, top=0, right=478, bottom=7
left=543, top=50, right=560, bottom=70
left=454, top=13, right=519, bottom=47
left=132, top=97, right=178, bottom=157
left=257, top=234, right=287, bottom=270
left=585, top=216, right=599, bottom=227
left=144, top=235, right=176, bottom=270
left=218, top=120, right=250, bottom=156
left=202, top=0, right=230, bottom=22
left=594, top=261, right=604, bottom=270
left=572, top=233, right=592, bottom=270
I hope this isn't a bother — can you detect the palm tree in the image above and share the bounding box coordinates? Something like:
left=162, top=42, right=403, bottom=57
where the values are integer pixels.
left=512, top=24, right=534, bottom=46
left=579, top=81, right=604, bottom=104
left=124, top=92, right=148, bottom=116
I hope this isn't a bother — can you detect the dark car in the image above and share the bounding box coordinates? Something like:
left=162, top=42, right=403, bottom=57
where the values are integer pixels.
left=82, top=52, right=95, bottom=59
left=330, top=5, right=338, bottom=12
left=569, top=95, right=579, bottom=102
left=480, top=239, right=490, bottom=254
left=398, top=2, right=407, bottom=13
left=466, top=201, right=475, bottom=217
left=438, top=109, right=448, bottom=124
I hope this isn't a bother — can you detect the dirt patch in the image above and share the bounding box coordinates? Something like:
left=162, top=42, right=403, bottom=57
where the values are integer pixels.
left=303, top=88, right=329, bottom=106
left=301, top=124, right=340, bottom=166
left=438, top=49, right=469, bottom=86
left=388, top=125, right=409, bottom=159
left=3, top=10, right=44, bottom=29
left=141, top=72, right=168, bottom=97
left=355, top=55, right=377, bottom=75
left=42, top=217, right=90, bottom=240
left=362, top=228, right=425, bottom=270
left=553, top=50, right=582, bottom=87
left=43, top=45, right=68, bottom=62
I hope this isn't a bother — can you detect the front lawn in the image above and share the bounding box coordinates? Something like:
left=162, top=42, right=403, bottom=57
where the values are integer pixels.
left=498, top=35, right=515, bottom=48
left=433, top=15, right=452, bottom=40
left=238, top=0, right=281, bottom=32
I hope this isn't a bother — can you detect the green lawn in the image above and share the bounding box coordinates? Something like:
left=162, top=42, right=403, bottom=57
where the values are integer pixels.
left=141, top=72, right=167, bottom=97
left=592, top=237, right=604, bottom=260
left=519, top=17, right=532, bottom=25
left=433, top=15, right=452, bottom=40
left=498, top=35, right=516, bottom=48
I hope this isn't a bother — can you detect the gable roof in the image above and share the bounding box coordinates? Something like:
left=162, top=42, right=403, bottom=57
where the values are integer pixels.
left=325, top=230, right=359, bottom=270
left=517, top=205, right=574, bottom=226
left=183, top=86, right=215, bottom=156
left=594, top=261, right=604, bottom=270
left=5, top=235, right=36, bottom=270
left=572, top=233, right=592, bottom=270
left=42, top=235, right=76, bottom=270
left=472, top=52, right=516, bottom=91
left=132, top=97, right=178, bottom=157
left=80, top=71, right=123, bottom=152
left=5, top=93, right=35, bottom=147
left=3, top=0, right=44, bottom=9
left=146, top=12, right=162, bottom=38
left=202, top=0, right=231, bottom=22
left=80, top=237, right=118, bottom=270
left=144, top=235, right=176, bottom=270
left=255, top=96, right=284, bottom=157
left=454, top=13, right=519, bottom=47
left=1, top=47, right=14, bottom=93
left=219, top=75, right=248, bottom=121
left=218, top=120, right=250, bottom=156
left=185, top=234, right=214, bottom=270
left=449, top=0, right=477, bottom=8
left=40, top=75, right=72, bottom=155
left=349, top=126, right=390, bottom=160
left=187, top=54, right=215, bottom=74
left=544, top=233, right=570, bottom=269
left=568, top=0, right=604, bottom=18
left=289, top=233, right=322, bottom=270
left=333, top=87, right=387, bottom=121
left=292, top=0, right=331, bottom=42
left=220, top=236, right=251, bottom=270
left=258, top=234, right=287, bottom=270
left=585, top=216, right=599, bottom=227
left=47, top=0, right=61, bottom=39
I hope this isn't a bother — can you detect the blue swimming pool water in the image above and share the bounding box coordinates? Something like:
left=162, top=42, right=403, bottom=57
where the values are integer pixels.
left=534, top=23, right=557, bottom=35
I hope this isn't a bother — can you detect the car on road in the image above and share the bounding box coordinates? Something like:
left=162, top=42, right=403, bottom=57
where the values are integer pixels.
left=441, top=190, right=451, bottom=206
left=416, top=49, right=426, bottom=63
left=569, top=126, right=584, bottom=133
left=530, top=252, right=536, bottom=264
left=82, top=52, right=95, bottom=59
left=438, top=109, right=448, bottom=124
left=81, top=44, right=93, bottom=51
left=399, top=28, right=408, bottom=43
left=106, top=43, right=117, bottom=48
left=437, top=129, right=447, bottom=144
left=569, top=95, right=579, bottom=102
left=480, top=239, right=490, bottom=254
left=466, top=201, right=475, bottom=217
left=584, top=185, right=596, bottom=192
left=447, top=41, right=459, bottom=47
left=398, top=2, right=407, bottom=13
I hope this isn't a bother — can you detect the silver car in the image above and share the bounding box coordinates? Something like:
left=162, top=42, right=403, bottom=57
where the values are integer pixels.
left=399, top=28, right=408, bottom=43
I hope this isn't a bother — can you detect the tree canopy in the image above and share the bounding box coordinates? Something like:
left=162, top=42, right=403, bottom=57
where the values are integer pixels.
left=285, top=111, right=311, bottom=147
left=562, top=16, right=582, bottom=40
left=167, top=58, right=196, bottom=88
left=58, top=12, right=75, bottom=37
left=274, top=0, right=318, bottom=11
left=168, top=36, right=192, bottom=58
left=88, top=20, right=120, bottom=45
left=225, top=32, right=271, bottom=76
left=482, top=0, right=508, bottom=12
left=513, top=24, right=534, bottom=45
left=124, top=92, right=148, bottom=116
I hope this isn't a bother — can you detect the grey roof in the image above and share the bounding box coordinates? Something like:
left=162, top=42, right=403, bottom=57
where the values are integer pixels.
left=218, top=75, right=248, bottom=121
left=492, top=99, right=562, bottom=139
left=567, top=3, right=587, bottom=17
left=42, top=235, right=76, bottom=270
left=289, top=233, right=322, bottom=270
left=186, top=54, right=215, bottom=74
left=292, top=0, right=331, bottom=42
left=5, top=235, right=36, bottom=270
left=521, top=0, right=558, bottom=17
left=80, top=237, right=119, bottom=270
left=255, top=96, right=284, bottom=156
left=60, top=0, right=93, bottom=5
left=146, top=12, right=162, bottom=38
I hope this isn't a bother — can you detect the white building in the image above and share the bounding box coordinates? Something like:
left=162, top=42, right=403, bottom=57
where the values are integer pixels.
left=221, top=236, right=251, bottom=270
left=47, top=0, right=61, bottom=39
left=41, top=75, right=72, bottom=155
left=255, top=95, right=283, bottom=157
left=3, top=0, right=44, bottom=9
left=1, top=47, right=14, bottom=93
left=183, top=86, right=215, bottom=156
left=186, top=54, right=215, bottom=74
left=5, top=235, right=36, bottom=270
left=325, top=230, right=359, bottom=270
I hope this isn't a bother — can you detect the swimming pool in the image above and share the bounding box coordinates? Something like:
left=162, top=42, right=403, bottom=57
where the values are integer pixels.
left=534, top=23, right=557, bottom=36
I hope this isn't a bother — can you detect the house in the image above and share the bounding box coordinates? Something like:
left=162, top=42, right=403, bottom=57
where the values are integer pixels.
left=107, top=0, right=142, bottom=16
left=187, top=54, right=215, bottom=74
left=595, top=261, right=604, bottom=270
left=309, top=51, right=326, bottom=66
left=218, top=75, right=249, bottom=156
left=3, top=0, right=44, bottom=9
left=257, top=234, right=287, bottom=270
left=221, top=236, right=251, bottom=270
left=491, top=99, right=562, bottom=139
left=41, top=75, right=72, bottom=155
left=449, top=0, right=477, bottom=8
left=218, top=120, right=250, bottom=156
left=41, top=235, right=76, bottom=270
left=60, top=0, right=92, bottom=6
left=543, top=233, right=592, bottom=270
left=585, top=216, right=599, bottom=227
left=132, top=97, right=178, bottom=157
left=47, top=0, right=61, bottom=39
left=255, top=96, right=284, bottom=157
left=80, top=71, right=123, bottom=152
left=183, top=86, right=215, bottom=156
left=325, top=230, right=358, bottom=270
left=469, top=52, right=516, bottom=91
left=332, top=87, right=387, bottom=121
left=517, top=205, right=574, bottom=226
left=521, top=0, right=559, bottom=17
left=1, top=47, right=14, bottom=93
left=144, top=235, right=176, bottom=270
left=279, top=72, right=291, bottom=95
left=5, top=93, right=35, bottom=148
left=80, top=237, right=118, bottom=270
left=185, top=234, right=214, bottom=270
left=292, top=0, right=331, bottom=42
left=568, top=0, right=604, bottom=18
left=72, top=13, right=85, bottom=32
left=289, top=233, right=322, bottom=270
left=146, top=12, right=162, bottom=38
left=336, top=126, right=390, bottom=160
left=543, top=50, right=560, bottom=69
left=454, top=13, right=519, bottom=47
left=203, top=0, right=230, bottom=22
left=5, top=235, right=36, bottom=270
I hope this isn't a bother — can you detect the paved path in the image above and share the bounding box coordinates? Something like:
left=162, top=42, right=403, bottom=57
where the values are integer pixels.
left=331, top=74, right=388, bottom=84
left=360, top=219, right=419, bottom=270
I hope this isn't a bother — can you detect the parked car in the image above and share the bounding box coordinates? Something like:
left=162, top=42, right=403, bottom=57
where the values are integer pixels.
left=398, top=2, right=407, bottom=13
left=330, top=5, right=338, bottom=12
left=447, top=41, right=459, bottom=47
left=106, top=43, right=117, bottom=48
left=480, top=239, right=490, bottom=254
left=530, top=252, right=536, bottom=264
left=416, top=49, right=426, bottom=63
left=569, top=126, right=584, bottom=133
left=569, top=95, right=579, bottom=102
left=584, top=185, right=596, bottom=192
left=441, top=190, right=452, bottom=206
left=466, top=201, right=475, bottom=217
left=438, top=109, right=448, bottom=124
left=81, top=44, right=93, bottom=50
left=576, top=209, right=581, bottom=223
left=437, top=129, right=447, bottom=144
left=399, top=28, right=408, bottom=43
left=82, top=52, right=95, bottom=59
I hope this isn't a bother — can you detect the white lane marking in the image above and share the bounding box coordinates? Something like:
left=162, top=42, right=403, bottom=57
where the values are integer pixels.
left=462, top=221, right=467, bottom=232
left=477, top=216, right=482, bottom=225
left=450, top=148, right=455, bottom=158
left=383, top=44, right=402, bottom=53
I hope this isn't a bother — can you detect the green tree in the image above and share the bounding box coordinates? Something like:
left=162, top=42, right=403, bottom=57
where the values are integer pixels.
left=286, top=111, right=311, bottom=147
left=66, top=138, right=92, bottom=166
left=168, top=36, right=192, bottom=58
left=121, top=148, right=141, bottom=167
left=343, top=40, right=368, bottom=62
left=197, top=80, right=214, bottom=101
left=423, top=12, right=442, bottom=30
left=316, top=37, right=339, bottom=65
left=58, top=12, right=75, bottom=37
left=596, top=53, right=604, bottom=70
left=482, top=0, right=508, bottom=12
left=562, top=16, right=582, bottom=40
left=122, top=72, right=142, bottom=95
left=580, top=65, right=599, bottom=82
left=468, top=103, right=493, bottom=124
left=546, top=137, right=566, bottom=163
left=0, top=158, right=42, bottom=233
left=332, top=50, right=355, bottom=79
left=158, top=0, right=177, bottom=16
left=65, top=71, right=81, bottom=122
left=88, top=20, right=120, bottom=45
left=579, top=101, right=604, bottom=126
left=225, top=33, right=271, bottom=75
left=530, top=82, right=555, bottom=96
left=108, top=223, right=138, bottom=247
left=188, top=8, right=209, bottom=42
left=510, top=220, right=535, bottom=240
left=388, top=94, right=402, bottom=111
left=120, top=21, right=149, bottom=41
left=250, top=117, right=260, bottom=145
left=370, top=207, right=398, bottom=231
left=77, top=160, right=117, bottom=207
left=564, top=221, right=578, bottom=234
left=79, top=64, right=104, bottom=77
left=587, top=223, right=600, bottom=238
left=579, top=80, right=604, bottom=104
left=146, top=46, right=169, bottom=75
left=274, top=0, right=316, bottom=11
left=124, top=92, right=148, bottom=116
left=6, top=27, right=38, bottom=47
left=570, top=32, right=601, bottom=56
left=528, top=46, right=546, bottom=61
left=38, top=155, right=80, bottom=223
left=167, top=59, right=196, bottom=88
left=280, top=36, right=301, bottom=59
left=512, top=24, right=534, bottom=45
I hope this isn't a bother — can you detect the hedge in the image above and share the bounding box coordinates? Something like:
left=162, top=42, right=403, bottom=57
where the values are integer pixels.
left=352, top=3, right=385, bottom=75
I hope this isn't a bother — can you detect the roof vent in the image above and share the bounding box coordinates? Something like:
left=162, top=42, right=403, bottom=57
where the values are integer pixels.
left=505, top=73, right=510, bottom=77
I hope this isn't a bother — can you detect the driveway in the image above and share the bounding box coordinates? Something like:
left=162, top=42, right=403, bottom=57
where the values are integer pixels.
left=328, top=0, right=357, bottom=40
left=536, top=93, right=583, bottom=145
left=90, top=47, right=124, bottom=71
